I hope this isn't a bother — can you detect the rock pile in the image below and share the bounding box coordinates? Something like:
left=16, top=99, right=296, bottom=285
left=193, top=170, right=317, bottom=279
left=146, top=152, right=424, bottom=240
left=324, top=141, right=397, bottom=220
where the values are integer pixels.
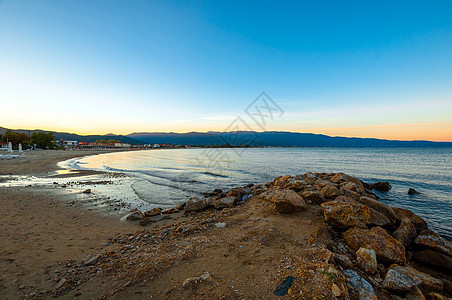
left=123, top=171, right=451, bottom=299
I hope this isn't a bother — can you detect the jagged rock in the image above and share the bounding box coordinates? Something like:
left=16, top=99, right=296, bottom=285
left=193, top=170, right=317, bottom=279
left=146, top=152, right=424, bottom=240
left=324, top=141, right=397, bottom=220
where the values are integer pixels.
left=299, top=189, right=324, bottom=205
left=392, top=208, right=427, bottom=233
left=415, top=249, right=452, bottom=270
left=83, top=189, right=92, bottom=194
left=359, top=196, right=398, bottom=225
left=415, top=233, right=452, bottom=257
left=321, top=201, right=370, bottom=229
left=274, top=175, right=291, bottom=188
left=299, top=172, right=317, bottom=185
left=340, top=188, right=362, bottom=200
left=332, top=172, right=366, bottom=191
left=320, top=185, right=343, bottom=199
left=373, top=181, right=392, bottom=192
left=369, top=207, right=391, bottom=227
left=343, top=227, right=406, bottom=265
left=284, top=178, right=307, bottom=192
left=383, top=267, right=421, bottom=291
left=406, top=286, right=426, bottom=300
left=226, top=188, right=242, bottom=200
left=333, top=253, right=353, bottom=268
left=259, top=188, right=306, bottom=213
left=126, top=210, right=145, bottom=220
left=357, top=248, right=377, bottom=274
left=161, top=207, right=179, bottom=214
left=341, top=181, right=365, bottom=195
left=393, top=217, right=417, bottom=247
left=214, top=196, right=236, bottom=209
left=343, top=269, right=378, bottom=300
left=184, top=197, right=207, bottom=213
left=427, top=292, right=451, bottom=300
left=144, top=208, right=161, bottom=217
left=386, top=265, right=443, bottom=292
left=335, top=195, right=359, bottom=204
left=408, top=188, right=420, bottom=195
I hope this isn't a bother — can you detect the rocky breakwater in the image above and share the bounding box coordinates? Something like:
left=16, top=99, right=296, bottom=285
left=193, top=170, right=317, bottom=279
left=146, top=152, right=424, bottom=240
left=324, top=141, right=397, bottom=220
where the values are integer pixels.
left=119, top=172, right=452, bottom=299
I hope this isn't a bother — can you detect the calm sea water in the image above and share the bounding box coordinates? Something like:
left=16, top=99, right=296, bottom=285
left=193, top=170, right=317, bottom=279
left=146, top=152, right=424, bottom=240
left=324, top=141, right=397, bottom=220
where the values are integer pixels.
left=68, top=148, right=452, bottom=239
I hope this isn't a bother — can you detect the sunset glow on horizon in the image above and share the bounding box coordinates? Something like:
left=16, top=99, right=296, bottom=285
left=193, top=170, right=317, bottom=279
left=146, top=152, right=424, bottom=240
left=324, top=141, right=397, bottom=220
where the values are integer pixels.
left=1, top=1, right=451, bottom=142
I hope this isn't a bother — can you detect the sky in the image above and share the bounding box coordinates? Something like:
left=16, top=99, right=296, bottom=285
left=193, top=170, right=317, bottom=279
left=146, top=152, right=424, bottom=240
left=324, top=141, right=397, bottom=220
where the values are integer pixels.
left=0, top=0, right=451, bottom=141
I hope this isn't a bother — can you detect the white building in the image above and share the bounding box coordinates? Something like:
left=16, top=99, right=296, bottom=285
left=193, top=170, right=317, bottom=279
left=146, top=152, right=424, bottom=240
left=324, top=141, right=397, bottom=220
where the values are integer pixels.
left=62, top=140, right=78, bottom=148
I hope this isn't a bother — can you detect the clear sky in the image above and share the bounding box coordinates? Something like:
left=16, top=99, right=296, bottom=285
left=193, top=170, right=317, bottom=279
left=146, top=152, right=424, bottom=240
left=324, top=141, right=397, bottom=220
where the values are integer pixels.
left=1, top=0, right=451, bottom=141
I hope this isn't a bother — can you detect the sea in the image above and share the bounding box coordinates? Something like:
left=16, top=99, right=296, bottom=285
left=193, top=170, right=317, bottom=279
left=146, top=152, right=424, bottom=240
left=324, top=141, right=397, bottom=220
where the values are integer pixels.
left=62, top=147, right=452, bottom=240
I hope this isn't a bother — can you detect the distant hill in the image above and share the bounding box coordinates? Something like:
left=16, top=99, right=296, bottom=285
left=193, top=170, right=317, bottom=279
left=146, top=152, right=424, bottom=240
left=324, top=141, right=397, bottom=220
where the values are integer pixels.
left=2, top=126, right=451, bottom=147
left=128, top=131, right=452, bottom=147
left=0, top=127, right=144, bottom=145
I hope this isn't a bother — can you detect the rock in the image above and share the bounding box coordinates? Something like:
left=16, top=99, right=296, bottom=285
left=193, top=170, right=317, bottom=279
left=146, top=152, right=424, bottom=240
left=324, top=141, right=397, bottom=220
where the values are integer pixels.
left=182, top=272, right=211, bottom=287
left=274, top=175, right=291, bottom=188
left=383, top=268, right=421, bottom=291
left=332, top=283, right=342, bottom=297
left=386, top=265, right=443, bottom=292
left=161, top=207, right=179, bottom=214
left=56, top=278, right=67, bottom=290
left=359, top=196, right=398, bottom=225
left=335, top=195, right=359, bottom=204
left=406, top=286, right=426, bottom=300
left=82, top=254, right=100, bottom=266
left=372, top=181, right=392, bottom=192
left=176, top=202, right=185, bottom=210
left=144, top=208, right=161, bottom=217
left=343, top=269, right=378, bottom=300
left=321, top=201, right=370, bottom=229
left=341, top=181, right=365, bottom=194
left=214, top=196, right=236, bottom=209
left=299, top=190, right=325, bottom=205
left=126, top=210, right=145, bottom=221
left=368, top=207, right=391, bottom=227
left=333, top=253, right=353, bottom=268
left=343, top=227, right=406, bottom=265
left=332, top=172, right=366, bottom=191
left=284, top=178, right=307, bottom=192
left=300, top=172, right=317, bottom=184
left=392, top=208, right=427, bottom=233
left=215, top=222, right=226, bottom=228
left=226, top=188, right=242, bottom=200
left=82, top=189, right=91, bottom=194
left=259, top=188, right=306, bottom=213
left=415, top=233, right=452, bottom=256
left=442, top=279, right=452, bottom=295
left=415, top=249, right=452, bottom=270
left=357, top=248, right=378, bottom=274
left=427, top=292, right=451, bottom=300
left=320, top=185, right=343, bottom=199
left=393, top=218, right=417, bottom=247
left=341, top=188, right=362, bottom=200
left=274, top=276, right=295, bottom=296
left=184, top=197, right=207, bottom=213
left=408, top=188, right=420, bottom=195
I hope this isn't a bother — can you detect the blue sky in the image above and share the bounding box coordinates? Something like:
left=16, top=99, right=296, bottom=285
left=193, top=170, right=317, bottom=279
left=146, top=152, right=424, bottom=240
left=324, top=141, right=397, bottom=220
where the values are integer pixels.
left=0, top=0, right=451, bottom=140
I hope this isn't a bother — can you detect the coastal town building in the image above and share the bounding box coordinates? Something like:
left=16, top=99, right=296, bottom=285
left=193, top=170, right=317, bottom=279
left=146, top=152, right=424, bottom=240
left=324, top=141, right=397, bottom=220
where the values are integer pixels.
left=0, top=141, right=8, bottom=149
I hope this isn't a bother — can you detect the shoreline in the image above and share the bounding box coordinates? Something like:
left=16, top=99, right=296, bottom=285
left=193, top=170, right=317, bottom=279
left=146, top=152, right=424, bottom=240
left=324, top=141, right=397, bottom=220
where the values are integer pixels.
left=1, top=150, right=451, bottom=299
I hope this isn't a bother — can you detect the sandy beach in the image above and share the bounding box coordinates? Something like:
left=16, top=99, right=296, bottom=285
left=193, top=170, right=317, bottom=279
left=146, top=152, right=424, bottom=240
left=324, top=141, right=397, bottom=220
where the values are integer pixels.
left=1, top=150, right=451, bottom=299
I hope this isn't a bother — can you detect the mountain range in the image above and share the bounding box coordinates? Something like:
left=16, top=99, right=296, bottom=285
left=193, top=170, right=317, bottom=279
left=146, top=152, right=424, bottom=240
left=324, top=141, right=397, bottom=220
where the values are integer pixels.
left=1, top=126, right=451, bottom=147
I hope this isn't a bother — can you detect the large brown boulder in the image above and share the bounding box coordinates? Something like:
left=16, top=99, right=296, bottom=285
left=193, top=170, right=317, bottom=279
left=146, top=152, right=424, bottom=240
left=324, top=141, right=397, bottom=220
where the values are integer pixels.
left=356, top=247, right=377, bottom=274
left=359, top=196, right=398, bottom=225
left=392, top=207, right=427, bottom=233
left=385, top=265, right=443, bottom=292
left=415, top=249, right=452, bottom=270
left=284, top=178, right=308, bottom=192
left=343, top=227, right=406, bottom=264
left=393, top=217, right=418, bottom=247
left=299, top=189, right=324, bottom=204
left=213, top=196, right=236, bottom=209
left=259, top=188, right=306, bottom=213
left=331, top=172, right=366, bottom=192
left=368, top=207, right=391, bottom=227
left=383, top=267, right=421, bottom=292
left=320, top=185, right=343, bottom=199
left=414, top=233, right=452, bottom=256
left=373, top=181, right=392, bottom=192
left=185, top=197, right=207, bottom=213
left=321, top=201, right=370, bottom=229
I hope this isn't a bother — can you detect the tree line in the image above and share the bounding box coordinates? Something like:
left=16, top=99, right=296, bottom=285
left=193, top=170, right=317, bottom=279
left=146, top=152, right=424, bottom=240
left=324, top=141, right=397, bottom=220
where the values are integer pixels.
left=0, top=130, right=56, bottom=149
